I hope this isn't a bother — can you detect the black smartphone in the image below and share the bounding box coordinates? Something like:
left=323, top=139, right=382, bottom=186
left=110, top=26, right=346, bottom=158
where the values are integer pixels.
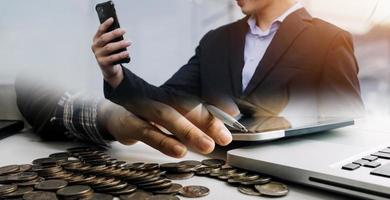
left=95, top=1, right=130, bottom=65
left=0, top=120, right=24, bottom=140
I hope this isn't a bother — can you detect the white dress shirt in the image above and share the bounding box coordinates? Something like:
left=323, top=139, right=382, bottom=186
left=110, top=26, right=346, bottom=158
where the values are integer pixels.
left=242, top=2, right=304, bottom=91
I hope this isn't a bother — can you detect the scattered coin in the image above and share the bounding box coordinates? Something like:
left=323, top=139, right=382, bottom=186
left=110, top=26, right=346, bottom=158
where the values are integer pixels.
left=255, top=182, right=289, bottom=197
left=120, top=190, right=152, bottom=200
left=153, top=183, right=183, bottom=194
left=179, top=185, right=210, bottom=198
left=35, top=179, right=68, bottom=191
left=179, top=160, right=202, bottom=168
left=1, top=186, right=33, bottom=198
left=195, top=166, right=213, bottom=176
left=85, top=193, right=114, bottom=200
left=147, top=194, right=180, bottom=200
left=0, top=165, right=19, bottom=176
left=0, top=148, right=289, bottom=199
left=165, top=172, right=194, bottom=180
left=0, top=184, right=17, bottom=195
left=238, top=185, right=261, bottom=196
left=57, top=185, right=93, bottom=197
left=201, top=159, right=225, bottom=168
left=23, top=191, right=59, bottom=200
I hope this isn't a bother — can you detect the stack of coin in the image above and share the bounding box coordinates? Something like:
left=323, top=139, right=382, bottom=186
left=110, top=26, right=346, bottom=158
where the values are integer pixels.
left=0, top=146, right=289, bottom=199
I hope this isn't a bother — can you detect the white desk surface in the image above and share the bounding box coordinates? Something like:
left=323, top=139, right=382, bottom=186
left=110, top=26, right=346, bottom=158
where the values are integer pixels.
left=0, top=131, right=352, bottom=200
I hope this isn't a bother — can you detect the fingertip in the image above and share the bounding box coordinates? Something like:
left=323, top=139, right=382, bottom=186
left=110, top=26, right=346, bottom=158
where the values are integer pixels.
left=220, top=127, right=233, bottom=146
left=199, top=137, right=215, bottom=154
left=172, top=144, right=187, bottom=158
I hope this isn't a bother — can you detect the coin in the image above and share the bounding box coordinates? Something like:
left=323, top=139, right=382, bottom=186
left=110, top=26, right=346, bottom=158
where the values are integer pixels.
left=16, top=177, right=45, bottom=187
left=120, top=190, right=152, bottom=200
left=1, top=186, right=33, bottom=198
left=164, top=172, right=194, bottom=180
left=201, top=159, right=225, bottom=168
left=153, top=183, right=183, bottom=194
left=18, top=164, right=33, bottom=172
left=7, top=172, right=38, bottom=182
left=35, top=179, right=68, bottom=190
left=84, top=193, right=114, bottom=200
left=138, top=178, right=170, bottom=188
left=0, top=165, right=19, bottom=176
left=0, top=184, right=17, bottom=195
left=23, top=191, right=58, bottom=200
left=109, top=185, right=137, bottom=195
left=142, top=180, right=172, bottom=190
left=240, top=177, right=271, bottom=186
left=238, top=185, right=261, bottom=196
left=147, top=194, right=180, bottom=200
left=195, top=166, right=213, bottom=176
left=255, top=181, right=289, bottom=197
left=57, top=185, right=92, bottom=197
left=179, top=160, right=202, bottom=168
left=179, top=185, right=210, bottom=198
left=160, top=163, right=182, bottom=173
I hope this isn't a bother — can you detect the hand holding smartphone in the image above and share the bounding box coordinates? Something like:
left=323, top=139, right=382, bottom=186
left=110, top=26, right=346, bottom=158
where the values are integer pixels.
left=95, top=1, right=130, bottom=65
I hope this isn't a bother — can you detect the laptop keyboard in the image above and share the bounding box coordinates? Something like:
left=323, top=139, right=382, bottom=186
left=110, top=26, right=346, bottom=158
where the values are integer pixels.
left=342, top=147, right=390, bottom=178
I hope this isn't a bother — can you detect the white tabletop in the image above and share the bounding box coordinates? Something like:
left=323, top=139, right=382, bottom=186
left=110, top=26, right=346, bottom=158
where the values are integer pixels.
left=0, top=131, right=350, bottom=200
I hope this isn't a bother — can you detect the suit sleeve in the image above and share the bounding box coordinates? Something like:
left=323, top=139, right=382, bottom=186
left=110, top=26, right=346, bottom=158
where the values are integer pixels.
left=15, top=74, right=68, bottom=141
left=15, top=74, right=114, bottom=145
left=318, top=31, right=365, bottom=118
left=104, top=31, right=213, bottom=107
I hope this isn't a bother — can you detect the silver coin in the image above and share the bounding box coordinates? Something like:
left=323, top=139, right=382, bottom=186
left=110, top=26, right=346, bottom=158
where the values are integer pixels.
left=120, top=190, right=153, bottom=200
left=34, top=179, right=68, bottom=190
left=179, top=160, right=202, bottom=168
left=255, top=181, right=289, bottom=197
left=147, top=194, right=180, bottom=200
left=201, top=159, right=225, bottom=168
left=164, top=172, right=194, bottom=180
left=23, top=191, right=59, bottom=200
left=195, top=166, right=213, bottom=175
left=179, top=185, right=210, bottom=198
left=86, top=193, right=114, bottom=200
left=0, top=184, right=17, bottom=195
left=0, top=165, right=20, bottom=176
left=238, top=185, right=261, bottom=196
left=240, top=177, right=271, bottom=186
left=57, top=185, right=92, bottom=197
left=2, top=186, right=34, bottom=198
left=153, top=183, right=183, bottom=194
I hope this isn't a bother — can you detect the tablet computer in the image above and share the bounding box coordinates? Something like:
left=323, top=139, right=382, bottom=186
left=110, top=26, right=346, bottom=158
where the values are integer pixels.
left=230, top=116, right=354, bottom=141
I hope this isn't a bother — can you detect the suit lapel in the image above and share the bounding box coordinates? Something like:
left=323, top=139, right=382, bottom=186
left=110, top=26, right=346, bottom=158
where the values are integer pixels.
left=243, top=9, right=312, bottom=96
left=228, top=16, right=249, bottom=97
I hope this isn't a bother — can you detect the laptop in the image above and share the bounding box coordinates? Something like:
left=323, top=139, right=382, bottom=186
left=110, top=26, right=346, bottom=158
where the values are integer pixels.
left=228, top=120, right=390, bottom=199
left=230, top=116, right=354, bottom=141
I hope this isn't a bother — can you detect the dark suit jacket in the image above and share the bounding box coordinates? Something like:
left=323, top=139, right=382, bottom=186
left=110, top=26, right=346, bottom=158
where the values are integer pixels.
left=105, top=8, right=364, bottom=117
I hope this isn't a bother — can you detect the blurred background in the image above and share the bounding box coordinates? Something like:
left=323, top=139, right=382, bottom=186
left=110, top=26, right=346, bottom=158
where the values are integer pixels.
left=0, top=0, right=389, bottom=119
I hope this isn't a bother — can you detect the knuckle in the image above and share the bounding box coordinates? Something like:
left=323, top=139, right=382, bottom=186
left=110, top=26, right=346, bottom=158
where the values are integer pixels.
left=181, top=123, right=196, bottom=141
left=153, top=105, right=172, bottom=119
left=140, top=127, right=154, bottom=139
left=207, top=118, right=223, bottom=134
left=104, top=44, right=112, bottom=52
left=158, top=137, right=171, bottom=151
left=108, top=55, right=116, bottom=61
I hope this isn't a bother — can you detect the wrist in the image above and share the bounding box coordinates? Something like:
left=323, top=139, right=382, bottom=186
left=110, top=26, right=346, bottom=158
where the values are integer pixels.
left=103, top=64, right=124, bottom=89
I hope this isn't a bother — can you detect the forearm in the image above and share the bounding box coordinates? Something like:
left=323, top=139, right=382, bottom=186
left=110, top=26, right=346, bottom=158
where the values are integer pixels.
left=15, top=75, right=114, bottom=146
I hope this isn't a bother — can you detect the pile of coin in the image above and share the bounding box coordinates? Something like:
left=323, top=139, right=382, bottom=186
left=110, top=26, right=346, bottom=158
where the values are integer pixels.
left=0, top=146, right=289, bottom=199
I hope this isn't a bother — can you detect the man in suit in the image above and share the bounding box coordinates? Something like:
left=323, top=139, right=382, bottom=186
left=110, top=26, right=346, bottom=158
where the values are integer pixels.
left=92, top=0, right=364, bottom=145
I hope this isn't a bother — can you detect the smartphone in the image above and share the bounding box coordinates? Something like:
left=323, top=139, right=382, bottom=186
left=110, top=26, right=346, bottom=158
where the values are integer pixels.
left=0, top=120, right=24, bottom=140
left=95, top=1, right=130, bottom=65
